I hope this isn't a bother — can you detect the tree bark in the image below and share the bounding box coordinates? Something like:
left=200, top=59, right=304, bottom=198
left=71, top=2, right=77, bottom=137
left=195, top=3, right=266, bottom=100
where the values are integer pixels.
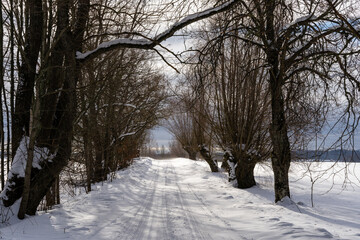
left=26, top=135, right=73, bottom=214
left=265, top=0, right=291, bottom=202
left=83, top=125, right=93, bottom=192
left=2, top=86, right=11, bottom=174
left=0, top=1, right=4, bottom=190
left=9, top=0, right=15, bottom=169
left=18, top=131, right=37, bottom=219
left=45, top=175, right=59, bottom=208
left=226, top=150, right=256, bottom=188
left=93, top=139, right=106, bottom=182
left=12, top=0, right=43, bottom=157
left=235, top=158, right=256, bottom=189
left=184, top=146, right=197, bottom=161
left=269, top=83, right=291, bottom=202
left=183, top=144, right=197, bottom=160
left=224, top=151, right=236, bottom=181
left=221, top=159, right=229, bottom=171
left=199, top=145, right=219, bottom=172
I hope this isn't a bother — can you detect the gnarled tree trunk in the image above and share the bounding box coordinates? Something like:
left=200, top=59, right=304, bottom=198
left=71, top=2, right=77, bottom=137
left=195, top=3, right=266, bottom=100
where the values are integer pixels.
left=235, top=158, right=256, bottom=189
left=224, top=151, right=236, bottom=181
left=183, top=146, right=197, bottom=160
left=199, top=145, right=219, bottom=172
left=227, top=151, right=257, bottom=188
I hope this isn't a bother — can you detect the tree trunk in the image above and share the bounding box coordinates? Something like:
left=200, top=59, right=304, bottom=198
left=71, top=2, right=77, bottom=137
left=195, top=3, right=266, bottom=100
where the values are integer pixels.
left=45, top=183, right=56, bottom=208
left=266, top=0, right=291, bottom=202
left=235, top=159, right=256, bottom=189
left=267, top=44, right=291, bottom=202
left=223, top=151, right=236, bottom=181
left=269, top=86, right=291, bottom=202
left=268, top=60, right=291, bottom=201
left=84, top=133, right=93, bottom=192
left=12, top=0, right=43, bottom=157
left=55, top=176, right=60, bottom=205
left=26, top=136, right=73, bottom=215
left=45, top=175, right=60, bottom=208
left=199, top=145, right=219, bottom=172
left=0, top=1, right=4, bottom=190
left=221, top=159, right=229, bottom=171
left=188, top=151, right=197, bottom=161
left=2, top=0, right=43, bottom=208
left=2, top=0, right=90, bottom=215
left=93, top=140, right=105, bottom=182
left=184, top=146, right=197, bottom=160
left=10, top=0, right=15, bottom=168
left=226, top=150, right=256, bottom=188
left=18, top=131, right=37, bottom=219
left=2, top=86, right=11, bottom=174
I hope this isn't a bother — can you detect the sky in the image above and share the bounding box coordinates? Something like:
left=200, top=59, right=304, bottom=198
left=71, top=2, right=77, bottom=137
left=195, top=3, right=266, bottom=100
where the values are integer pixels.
left=150, top=126, right=173, bottom=147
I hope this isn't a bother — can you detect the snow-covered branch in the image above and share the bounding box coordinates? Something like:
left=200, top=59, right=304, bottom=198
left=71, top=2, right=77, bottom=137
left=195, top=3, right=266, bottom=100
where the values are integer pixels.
left=285, top=25, right=345, bottom=65
left=110, top=132, right=137, bottom=146
left=281, top=14, right=317, bottom=33
left=100, top=103, right=137, bottom=109
left=76, top=0, right=241, bottom=62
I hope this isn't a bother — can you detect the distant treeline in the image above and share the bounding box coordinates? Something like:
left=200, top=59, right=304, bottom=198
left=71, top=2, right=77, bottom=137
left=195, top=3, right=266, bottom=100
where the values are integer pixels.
left=293, top=150, right=360, bottom=162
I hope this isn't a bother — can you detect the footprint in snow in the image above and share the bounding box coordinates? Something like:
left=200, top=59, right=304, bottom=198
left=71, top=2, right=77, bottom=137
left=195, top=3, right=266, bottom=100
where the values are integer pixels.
left=66, top=227, right=90, bottom=232
left=278, top=222, right=294, bottom=227
left=297, top=201, right=306, bottom=206
left=316, top=228, right=333, bottom=238
left=224, top=195, right=234, bottom=199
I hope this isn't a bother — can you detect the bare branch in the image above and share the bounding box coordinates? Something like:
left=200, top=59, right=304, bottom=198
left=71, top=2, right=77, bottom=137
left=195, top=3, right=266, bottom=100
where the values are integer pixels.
left=76, top=0, right=241, bottom=62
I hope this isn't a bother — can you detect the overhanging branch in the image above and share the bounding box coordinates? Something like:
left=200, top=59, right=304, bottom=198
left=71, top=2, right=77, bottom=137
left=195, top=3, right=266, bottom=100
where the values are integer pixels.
left=76, top=0, right=241, bottom=62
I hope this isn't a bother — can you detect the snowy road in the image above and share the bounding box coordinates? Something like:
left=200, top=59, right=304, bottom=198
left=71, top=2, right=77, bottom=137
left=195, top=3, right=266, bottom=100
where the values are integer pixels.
left=87, top=161, right=243, bottom=240
left=2, top=158, right=360, bottom=240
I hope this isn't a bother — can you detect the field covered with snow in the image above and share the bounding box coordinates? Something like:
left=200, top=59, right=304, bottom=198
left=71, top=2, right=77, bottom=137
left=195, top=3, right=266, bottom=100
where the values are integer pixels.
left=0, top=158, right=359, bottom=240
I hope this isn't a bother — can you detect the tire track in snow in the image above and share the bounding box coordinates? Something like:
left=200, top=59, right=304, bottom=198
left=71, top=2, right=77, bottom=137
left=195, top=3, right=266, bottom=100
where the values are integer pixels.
left=121, top=166, right=161, bottom=240
left=185, top=184, right=249, bottom=240
left=168, top=163, right=251, bottom=240
left=162, top=164, right=171, bottom=239
left=167, top=164, right=214, bottom=240
left=92, top=160, right=247, bottom=240
left=139, top=163, right=170, bottom=240
left=75, top=166, right=161, bottom=240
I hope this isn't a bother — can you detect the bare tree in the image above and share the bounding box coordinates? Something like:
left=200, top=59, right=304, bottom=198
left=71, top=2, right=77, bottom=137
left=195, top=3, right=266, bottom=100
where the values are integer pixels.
left=206, top=0, right=359, bottom=201
left=166, top=83, right=219, bottom=172
left=166, top=109, right=199, bottom=160
left=179, top=0, right=359, bottom=200
left=168, top=139, right=187, bottom=158
left=75, top=47, right=167, bottom=188
left=186, top=23, right=271, bottom=186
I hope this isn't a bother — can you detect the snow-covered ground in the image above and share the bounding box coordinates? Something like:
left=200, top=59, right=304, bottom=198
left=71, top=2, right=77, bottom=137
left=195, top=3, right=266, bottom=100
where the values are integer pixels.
left=0, top=158, right=359, bottom=240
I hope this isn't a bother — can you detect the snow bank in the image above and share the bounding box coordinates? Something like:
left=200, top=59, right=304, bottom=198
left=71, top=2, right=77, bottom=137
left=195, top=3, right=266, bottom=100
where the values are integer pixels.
left=0, top=137, right=55, bottom=201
